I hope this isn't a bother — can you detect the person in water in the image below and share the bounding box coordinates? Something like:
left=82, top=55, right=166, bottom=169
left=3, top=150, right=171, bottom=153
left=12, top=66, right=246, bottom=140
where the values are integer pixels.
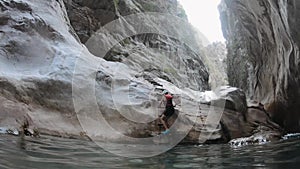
left=159, top=90, right=175, bottom=134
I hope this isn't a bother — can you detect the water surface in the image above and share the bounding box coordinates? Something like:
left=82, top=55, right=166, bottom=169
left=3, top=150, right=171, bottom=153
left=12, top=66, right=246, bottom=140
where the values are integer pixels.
left=0, top=134, right=299, bottom=169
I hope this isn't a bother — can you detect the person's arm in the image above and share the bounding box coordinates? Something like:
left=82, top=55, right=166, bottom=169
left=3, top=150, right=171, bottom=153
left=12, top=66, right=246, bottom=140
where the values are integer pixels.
left=171, top=95, right=176, bottom=107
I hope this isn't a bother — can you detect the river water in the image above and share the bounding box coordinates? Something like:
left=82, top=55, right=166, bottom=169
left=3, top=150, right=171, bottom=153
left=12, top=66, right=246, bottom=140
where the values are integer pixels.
left=0, top=134, right=299, bottom=169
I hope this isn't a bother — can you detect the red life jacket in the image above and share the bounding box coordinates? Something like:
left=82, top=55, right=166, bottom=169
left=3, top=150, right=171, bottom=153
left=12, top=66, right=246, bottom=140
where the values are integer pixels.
left=165, top=94, right=173, bottom=107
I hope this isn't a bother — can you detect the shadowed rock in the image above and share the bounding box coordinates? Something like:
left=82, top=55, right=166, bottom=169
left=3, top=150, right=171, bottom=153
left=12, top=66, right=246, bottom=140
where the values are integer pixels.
left=220, top=0, right=300, bottom=132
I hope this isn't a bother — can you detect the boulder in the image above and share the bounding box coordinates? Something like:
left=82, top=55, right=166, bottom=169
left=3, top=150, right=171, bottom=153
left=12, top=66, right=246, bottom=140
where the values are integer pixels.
left=210, top=86, right=247, bottom=114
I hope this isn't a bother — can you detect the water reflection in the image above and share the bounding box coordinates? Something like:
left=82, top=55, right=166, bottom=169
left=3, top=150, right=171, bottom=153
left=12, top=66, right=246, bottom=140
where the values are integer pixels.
left=0, top=135, right=299, bottom=169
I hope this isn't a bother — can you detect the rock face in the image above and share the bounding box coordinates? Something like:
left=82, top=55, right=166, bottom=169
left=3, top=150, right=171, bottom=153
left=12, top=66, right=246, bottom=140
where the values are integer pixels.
left=0, top=0, right=282, bottom=145
left=0, top=0, right=85, bottom=138
left=204, top=42, right=228, bottom=89
left=64, top=0, right=188, bottom=43
left=0, top=0, right=211, bottom=141
left=64, top=0, right=209, bottom=91
left=220, top=0, right=300, bottom=132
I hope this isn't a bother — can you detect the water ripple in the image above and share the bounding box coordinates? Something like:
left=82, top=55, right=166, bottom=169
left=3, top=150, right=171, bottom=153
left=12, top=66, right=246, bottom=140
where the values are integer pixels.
left=0, top=134, right=299, bottom=168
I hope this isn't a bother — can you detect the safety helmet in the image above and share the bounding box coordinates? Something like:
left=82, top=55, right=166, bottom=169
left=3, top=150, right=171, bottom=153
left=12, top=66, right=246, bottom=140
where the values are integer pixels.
left=162, top=90, right=169, bottom=94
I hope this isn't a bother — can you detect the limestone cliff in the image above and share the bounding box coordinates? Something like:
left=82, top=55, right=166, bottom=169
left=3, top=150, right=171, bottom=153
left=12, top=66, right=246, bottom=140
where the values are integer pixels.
left=64, top=0, right=209, bottom=91
left=0, top=0, right=211, bottom=141
left=220, top=0, right=300, bottom=132
left=64, top=0, right=188, bottom=43
left=204, top=42, right=228, bottom=89
left=0, top=0, right=281, bottom=146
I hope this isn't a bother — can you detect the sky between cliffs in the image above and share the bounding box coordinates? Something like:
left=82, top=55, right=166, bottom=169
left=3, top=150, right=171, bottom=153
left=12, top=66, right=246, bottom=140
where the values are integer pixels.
left=178, top=0, right=225, bottom=43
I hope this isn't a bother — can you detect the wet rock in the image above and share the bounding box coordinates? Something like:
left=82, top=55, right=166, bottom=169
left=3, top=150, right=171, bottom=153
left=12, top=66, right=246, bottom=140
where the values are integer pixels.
left=7, top=128, right=19, bottom=136
left=0, top=126, right=39, bottom=137
left=229, top=130, right=282, bottom=147
left=0, top=127, right=19, bottom=136
left=220, top=0, right=300, bottom=132
left=282, top=133, right=300, bottom=140
left=221, top=104, right=283, bottom=143
left=18, top=119, right=40, bottom=137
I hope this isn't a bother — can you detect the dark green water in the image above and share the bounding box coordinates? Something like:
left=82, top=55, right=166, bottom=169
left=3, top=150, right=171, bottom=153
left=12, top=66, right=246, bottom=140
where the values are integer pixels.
left=0, top=134, right=300, bottom=169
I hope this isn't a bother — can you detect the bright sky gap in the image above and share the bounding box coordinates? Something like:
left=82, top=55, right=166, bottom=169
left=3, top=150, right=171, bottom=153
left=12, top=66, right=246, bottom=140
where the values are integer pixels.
left=178, top=0, right=225, bottom=43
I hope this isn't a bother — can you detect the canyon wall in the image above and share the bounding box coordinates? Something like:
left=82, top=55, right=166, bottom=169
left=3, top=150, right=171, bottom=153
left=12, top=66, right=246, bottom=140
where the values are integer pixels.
left=0, top=0, right=281, bottom=145
left=220, top=0, right=300, bottom=132
left=0, top=0, right=211, bottom=141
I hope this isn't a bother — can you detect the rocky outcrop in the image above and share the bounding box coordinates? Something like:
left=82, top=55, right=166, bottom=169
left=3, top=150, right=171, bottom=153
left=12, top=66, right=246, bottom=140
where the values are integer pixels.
left=220, top=0, right=300, bottom=132
left=212, top=86, right=247, bottom=114
left=210, top=87, right=282, bottom=143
